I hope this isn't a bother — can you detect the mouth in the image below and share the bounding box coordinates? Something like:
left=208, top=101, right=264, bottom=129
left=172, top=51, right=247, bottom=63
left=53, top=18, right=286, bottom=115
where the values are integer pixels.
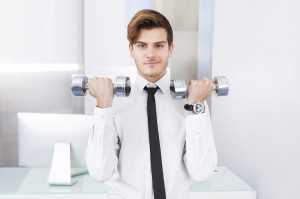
left=144, top=61, right=159, bottom=65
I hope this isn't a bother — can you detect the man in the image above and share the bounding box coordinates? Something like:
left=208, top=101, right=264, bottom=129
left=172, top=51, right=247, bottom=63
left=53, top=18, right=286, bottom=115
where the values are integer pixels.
left=85, top=9, right=217, bottom=199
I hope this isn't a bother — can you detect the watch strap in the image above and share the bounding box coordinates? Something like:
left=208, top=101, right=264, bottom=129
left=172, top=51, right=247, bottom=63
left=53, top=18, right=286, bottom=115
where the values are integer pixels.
left=184, top=104, right=194, bottom=111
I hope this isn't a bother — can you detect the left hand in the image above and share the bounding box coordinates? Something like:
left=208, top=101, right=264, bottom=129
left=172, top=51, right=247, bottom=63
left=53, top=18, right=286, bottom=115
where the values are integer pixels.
left=186, top=77, right=214, bottom=104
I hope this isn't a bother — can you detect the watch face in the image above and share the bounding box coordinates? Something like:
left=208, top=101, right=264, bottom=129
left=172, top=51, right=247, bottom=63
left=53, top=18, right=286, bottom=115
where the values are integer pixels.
left=194, top=103, right=204, bottom=113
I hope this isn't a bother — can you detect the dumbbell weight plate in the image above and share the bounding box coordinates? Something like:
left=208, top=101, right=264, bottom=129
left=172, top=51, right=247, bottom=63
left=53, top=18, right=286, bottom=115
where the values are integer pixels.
left=213, top=76, right=229, bottom=96
left=170, top=79, right=187, bottom=99
left=71, top=76, right=89, bottom=96
left=114, top=76, right=131, bottom=97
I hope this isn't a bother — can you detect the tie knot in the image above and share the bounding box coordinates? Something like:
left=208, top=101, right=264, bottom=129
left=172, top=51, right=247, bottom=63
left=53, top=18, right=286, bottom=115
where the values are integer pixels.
left=144, top=86, right=159, bottom=95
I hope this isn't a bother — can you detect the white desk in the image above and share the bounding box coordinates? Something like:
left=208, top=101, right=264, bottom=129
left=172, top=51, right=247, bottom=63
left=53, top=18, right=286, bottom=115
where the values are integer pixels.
left=0, top=166, right=256, bottom=199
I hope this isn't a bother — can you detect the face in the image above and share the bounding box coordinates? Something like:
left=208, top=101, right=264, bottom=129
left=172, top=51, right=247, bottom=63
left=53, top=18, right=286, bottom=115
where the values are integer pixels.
left=129, top=28, right=174, bottom=83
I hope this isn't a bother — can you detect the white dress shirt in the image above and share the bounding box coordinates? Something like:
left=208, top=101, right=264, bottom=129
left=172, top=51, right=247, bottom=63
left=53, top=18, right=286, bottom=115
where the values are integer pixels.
left=85, top=72, right=217, bottom=199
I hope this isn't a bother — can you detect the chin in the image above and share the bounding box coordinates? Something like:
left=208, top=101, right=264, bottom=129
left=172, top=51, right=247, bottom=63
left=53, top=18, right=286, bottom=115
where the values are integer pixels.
left=144, top=73, right=157, bottom=78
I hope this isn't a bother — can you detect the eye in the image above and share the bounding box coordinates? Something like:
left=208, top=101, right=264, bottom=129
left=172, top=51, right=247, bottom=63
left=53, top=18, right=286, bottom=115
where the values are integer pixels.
left=137, top=44, right=146, bottom=48
left=155, top=44, right=164, bottom=48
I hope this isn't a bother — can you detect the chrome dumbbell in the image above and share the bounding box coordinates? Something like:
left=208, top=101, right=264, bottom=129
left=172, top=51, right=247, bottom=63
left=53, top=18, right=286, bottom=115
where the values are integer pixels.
left=71, top=76, right=131, bottom=97
left=170, top=76, right=229, bottom=100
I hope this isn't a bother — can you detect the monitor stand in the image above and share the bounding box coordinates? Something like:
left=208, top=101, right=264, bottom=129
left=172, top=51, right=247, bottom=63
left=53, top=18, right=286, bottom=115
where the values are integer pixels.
left=48, top=142, right=87, bottom=186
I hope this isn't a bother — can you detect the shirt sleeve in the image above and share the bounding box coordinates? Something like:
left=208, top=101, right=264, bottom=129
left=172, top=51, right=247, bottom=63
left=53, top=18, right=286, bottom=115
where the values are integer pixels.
left=183, top=101, right=218, bottom=182
left=85, top=107, right=120, bottom=182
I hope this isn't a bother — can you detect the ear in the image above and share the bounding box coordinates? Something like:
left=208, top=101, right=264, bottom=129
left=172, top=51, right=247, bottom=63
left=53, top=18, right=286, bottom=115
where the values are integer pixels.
left=168, top=42, right=174, bottom=58
left=129, top=43, right=134, bottom=58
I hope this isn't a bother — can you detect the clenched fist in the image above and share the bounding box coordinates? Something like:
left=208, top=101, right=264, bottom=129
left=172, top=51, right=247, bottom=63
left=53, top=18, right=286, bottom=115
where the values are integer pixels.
left=186, top=77, right=214, bottom=104
left=88, top=77, right=114, bottom=108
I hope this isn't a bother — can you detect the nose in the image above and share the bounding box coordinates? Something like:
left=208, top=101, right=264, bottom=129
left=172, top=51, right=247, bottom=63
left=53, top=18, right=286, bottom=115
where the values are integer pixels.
left=146, top=46, right=155, bottom=58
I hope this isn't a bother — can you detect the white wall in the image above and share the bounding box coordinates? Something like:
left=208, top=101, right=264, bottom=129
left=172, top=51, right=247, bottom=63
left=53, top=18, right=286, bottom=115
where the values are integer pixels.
left=0, top=0, right=84, bottom=166
left=211, top=0, right=300, bottom=198
left=0, top=0, right=83, bottom=64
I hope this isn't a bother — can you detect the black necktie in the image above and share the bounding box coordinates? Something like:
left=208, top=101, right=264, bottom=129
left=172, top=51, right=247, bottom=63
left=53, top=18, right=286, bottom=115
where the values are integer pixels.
left=144, top=86, right=166, bottom=199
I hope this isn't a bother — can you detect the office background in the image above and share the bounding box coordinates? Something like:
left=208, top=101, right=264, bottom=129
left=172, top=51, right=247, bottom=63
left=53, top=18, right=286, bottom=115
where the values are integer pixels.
left=0, top=0, right=300, bottom=199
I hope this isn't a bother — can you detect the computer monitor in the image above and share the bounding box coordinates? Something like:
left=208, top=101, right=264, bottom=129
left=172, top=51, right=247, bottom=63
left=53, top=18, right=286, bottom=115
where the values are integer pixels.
left=18, top=112, right=94, bottom=185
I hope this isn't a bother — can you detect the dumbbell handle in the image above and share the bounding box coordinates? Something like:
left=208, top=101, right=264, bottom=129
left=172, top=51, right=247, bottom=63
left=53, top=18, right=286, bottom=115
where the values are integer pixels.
left=71, top=76, right=131, bottom=97
left=170, top=76, right=229, bottom=100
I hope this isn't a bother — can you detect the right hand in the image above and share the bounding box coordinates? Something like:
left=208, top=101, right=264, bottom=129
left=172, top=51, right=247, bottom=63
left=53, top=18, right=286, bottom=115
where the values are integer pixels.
left=186, top=77, right=214, bottom=104
left=88, top=77, right=114, bottom=108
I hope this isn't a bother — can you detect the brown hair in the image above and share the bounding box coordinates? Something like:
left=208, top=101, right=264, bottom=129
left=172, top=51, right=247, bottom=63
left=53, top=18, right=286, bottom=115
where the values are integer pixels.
left=127, top=9, right=173, bottom=46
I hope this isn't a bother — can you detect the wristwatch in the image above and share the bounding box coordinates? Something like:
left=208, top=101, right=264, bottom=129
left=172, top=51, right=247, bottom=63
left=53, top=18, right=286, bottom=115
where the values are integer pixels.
left=184, top=102, right=205, bottom=114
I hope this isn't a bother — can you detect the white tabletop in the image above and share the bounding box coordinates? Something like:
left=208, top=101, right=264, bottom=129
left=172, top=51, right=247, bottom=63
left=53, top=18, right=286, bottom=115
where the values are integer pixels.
left=0, top=166, right=256, bottom=199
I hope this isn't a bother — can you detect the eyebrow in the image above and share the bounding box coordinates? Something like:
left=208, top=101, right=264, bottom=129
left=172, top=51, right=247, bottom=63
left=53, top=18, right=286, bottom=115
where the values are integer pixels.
left=135, top=41, right=168, bottom=45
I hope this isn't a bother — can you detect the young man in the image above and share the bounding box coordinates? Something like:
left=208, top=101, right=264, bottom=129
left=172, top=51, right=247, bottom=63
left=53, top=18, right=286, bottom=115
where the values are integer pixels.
left=85, top=9, right=217, bottom=199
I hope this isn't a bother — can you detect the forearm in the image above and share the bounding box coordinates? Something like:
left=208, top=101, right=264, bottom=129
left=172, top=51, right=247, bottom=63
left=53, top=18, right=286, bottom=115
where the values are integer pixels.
left=85, top=107, right=119, bottom=182
left=184, top=103, right=217, bottom=181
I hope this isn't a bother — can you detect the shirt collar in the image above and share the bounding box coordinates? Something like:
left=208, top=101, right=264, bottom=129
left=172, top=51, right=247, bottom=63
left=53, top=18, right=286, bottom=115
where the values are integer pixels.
left=135, top=71, right=170, bottom=94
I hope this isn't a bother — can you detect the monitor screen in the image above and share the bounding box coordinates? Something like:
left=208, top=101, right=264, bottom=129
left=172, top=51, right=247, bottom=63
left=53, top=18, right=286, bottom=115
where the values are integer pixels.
left=18, top=112, right=93, bottom=168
